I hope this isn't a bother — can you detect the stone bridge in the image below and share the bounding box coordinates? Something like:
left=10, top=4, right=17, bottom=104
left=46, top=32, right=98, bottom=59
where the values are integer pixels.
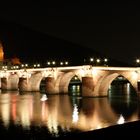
left=0, top=65, right=140, bottom=97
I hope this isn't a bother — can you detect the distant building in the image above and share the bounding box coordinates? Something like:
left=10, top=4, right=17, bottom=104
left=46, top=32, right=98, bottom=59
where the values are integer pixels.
left=11, top=57, right=21, bottom=65
left=0, top=41, right=21, bottom=70
left=0, top=41, right=4, bottom=69
left=0, top=41, right=4, bottom=62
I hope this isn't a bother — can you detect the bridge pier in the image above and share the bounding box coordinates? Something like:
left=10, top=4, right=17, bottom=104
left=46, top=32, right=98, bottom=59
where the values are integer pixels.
left=1, top=77, right=18, bottom=91
left=18, top=77, right=41, bottom=92
left=1, top=78, right=8, bottom=91
left=45, top=77, right=57, bottom=94
left=18, top=78, right=29, bottom=92
left=82, top=77, right=94, bottom=97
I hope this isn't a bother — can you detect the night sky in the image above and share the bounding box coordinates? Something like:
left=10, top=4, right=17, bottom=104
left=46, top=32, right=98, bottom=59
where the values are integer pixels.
left=0, top=1, right=140, bottom=64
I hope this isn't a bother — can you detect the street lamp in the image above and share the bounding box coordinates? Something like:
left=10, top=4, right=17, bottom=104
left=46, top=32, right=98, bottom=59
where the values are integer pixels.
left=136, top=59, right=140, bottom=66
left=96, top=59, right=100, bottom=63
left=90, top=58, right=94, bottom=62
left=104, top=58, right=108, bottom=62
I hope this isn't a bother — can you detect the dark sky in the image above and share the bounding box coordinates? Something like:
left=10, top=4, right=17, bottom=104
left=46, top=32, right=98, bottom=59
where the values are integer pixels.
left=0, top=1, right=140, bottom=64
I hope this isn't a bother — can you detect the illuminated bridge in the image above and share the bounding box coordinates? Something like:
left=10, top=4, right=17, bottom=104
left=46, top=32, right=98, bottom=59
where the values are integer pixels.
left=0, top=65, right=140, bottom=97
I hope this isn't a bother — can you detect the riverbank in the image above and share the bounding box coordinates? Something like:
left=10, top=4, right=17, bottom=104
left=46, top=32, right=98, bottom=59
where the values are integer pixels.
left=58, top=120, right=140, bottom=140
left=1, top=120, right=140, bottom=140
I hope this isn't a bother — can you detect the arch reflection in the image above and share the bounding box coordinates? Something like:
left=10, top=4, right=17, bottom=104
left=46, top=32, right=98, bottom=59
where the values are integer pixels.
left=0, top=90, right=139, bottom=137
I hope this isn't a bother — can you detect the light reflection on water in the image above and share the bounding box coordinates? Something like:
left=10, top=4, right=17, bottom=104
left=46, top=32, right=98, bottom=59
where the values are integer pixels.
left=0, top=84, right=140, bottom=138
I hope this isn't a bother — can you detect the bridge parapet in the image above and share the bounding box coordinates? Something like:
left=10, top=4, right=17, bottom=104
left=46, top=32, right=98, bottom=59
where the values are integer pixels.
left=18, top=70, right=32, bottom=78
left=80, top=65, right=93, bottom=77
left=0, top=70, right=10, bottom=78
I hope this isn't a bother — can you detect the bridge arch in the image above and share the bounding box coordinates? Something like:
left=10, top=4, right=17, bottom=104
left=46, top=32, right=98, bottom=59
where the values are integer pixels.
left=68, top=75, right=81, bottom=96
left=58, top=71, right=82, bottom=94
left=96, top=72, right=137, bottom=96
left=19, top=72, right=43, bottom=91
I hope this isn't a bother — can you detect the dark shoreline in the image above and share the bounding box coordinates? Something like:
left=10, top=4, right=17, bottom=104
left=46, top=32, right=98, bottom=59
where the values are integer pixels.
left=58, top=120, right=140, bottom=140
left=1, top=120, right=140, bottom=140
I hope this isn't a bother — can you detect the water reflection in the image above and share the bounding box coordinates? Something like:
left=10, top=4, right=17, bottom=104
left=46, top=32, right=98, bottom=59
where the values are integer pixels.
left=117, top=114, right=125, bottom=124
left=40, top=94, right=48, bottom=101
left=0, top=89, right=140, bottom=138
left=0, top=93, right=11, bottom=127
left=72, top=104, right=79, bottom=123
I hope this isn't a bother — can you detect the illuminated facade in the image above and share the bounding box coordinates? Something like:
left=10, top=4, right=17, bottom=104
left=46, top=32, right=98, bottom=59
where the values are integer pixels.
left=0, top=41, right=21, bottom=70
left=0, top=41, right=4, bottom=70
left=0, top=66, right=140, bottom=97
left=0, top=41, right=4, bottom=62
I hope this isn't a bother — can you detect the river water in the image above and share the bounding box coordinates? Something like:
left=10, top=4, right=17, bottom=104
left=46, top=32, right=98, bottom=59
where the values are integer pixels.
left=0, top=83, right=140, bottom=139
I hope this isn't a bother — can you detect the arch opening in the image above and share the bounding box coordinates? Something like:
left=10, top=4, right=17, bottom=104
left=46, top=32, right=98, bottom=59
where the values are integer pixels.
left=108, top=75, right=137, bottom=97
left=68, top=75, right=82, bottom=96
left=108, top=76, right=138, bottom=119
left=40, top=77, right=46, bottom=93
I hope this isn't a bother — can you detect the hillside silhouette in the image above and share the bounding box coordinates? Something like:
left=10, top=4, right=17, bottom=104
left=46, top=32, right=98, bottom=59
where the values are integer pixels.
left=0, top=19, right=130, bottom=66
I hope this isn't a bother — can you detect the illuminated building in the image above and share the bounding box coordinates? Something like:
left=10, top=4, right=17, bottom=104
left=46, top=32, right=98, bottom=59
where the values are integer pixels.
left=0, top=42, right=4, bottom=61
left=0, top=41, right=21, bottom=70
left=0, top=41, right=4, bottom=62
left=0, top=41, right=4, bottom=69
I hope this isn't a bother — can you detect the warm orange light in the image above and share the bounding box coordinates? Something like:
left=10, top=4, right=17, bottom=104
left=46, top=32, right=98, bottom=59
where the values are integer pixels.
left=0, top=42, right=4, bottom=61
